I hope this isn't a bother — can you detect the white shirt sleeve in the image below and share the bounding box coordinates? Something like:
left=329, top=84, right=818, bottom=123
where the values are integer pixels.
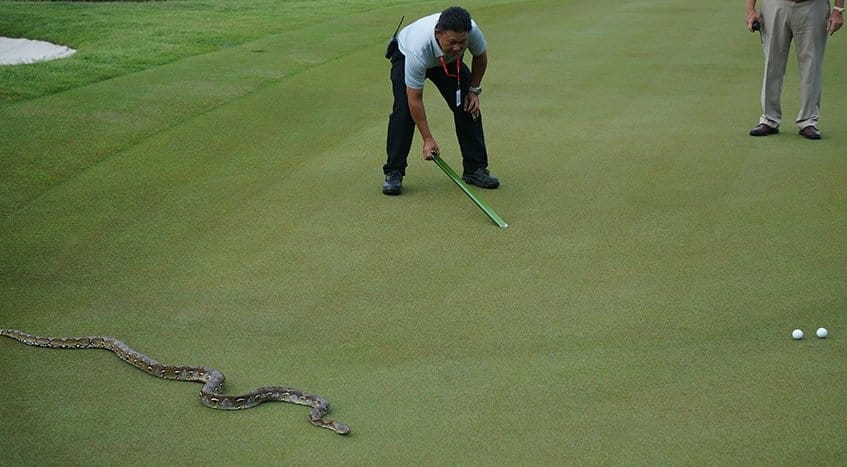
left=404, top=55, right=427, bottom=89
left=468, top=21, right=486, bottom=56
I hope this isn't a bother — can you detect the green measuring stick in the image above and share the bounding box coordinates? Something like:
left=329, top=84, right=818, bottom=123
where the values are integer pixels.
left=431, top=155, right=508, bottom=228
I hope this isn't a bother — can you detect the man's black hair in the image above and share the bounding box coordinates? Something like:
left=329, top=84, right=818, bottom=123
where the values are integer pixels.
left=436, top=6, right=473, bottom=33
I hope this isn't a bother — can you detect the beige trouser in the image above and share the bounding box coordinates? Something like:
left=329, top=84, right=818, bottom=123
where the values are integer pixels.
left=758, top=0, right=830, bottom=129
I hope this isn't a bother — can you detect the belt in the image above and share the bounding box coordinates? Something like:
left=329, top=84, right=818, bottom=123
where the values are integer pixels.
left=791, top=0, right=809, bottom=3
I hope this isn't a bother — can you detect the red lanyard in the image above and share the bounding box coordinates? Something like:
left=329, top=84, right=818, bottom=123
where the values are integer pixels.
left=439, top=55, right=461, bottom=82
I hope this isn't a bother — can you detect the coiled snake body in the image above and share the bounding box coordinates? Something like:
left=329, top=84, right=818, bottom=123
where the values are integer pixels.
left=0, top=329, right=350, bottom=435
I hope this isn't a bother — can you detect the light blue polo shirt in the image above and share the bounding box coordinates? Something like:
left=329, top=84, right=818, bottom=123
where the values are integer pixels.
left=397, top=13, right=487, bottom=89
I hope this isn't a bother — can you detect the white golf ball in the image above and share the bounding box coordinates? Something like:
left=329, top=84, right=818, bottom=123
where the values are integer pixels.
left=792, top=329, right=804, bottom=340
left=816, top=327, right=828, bottom=338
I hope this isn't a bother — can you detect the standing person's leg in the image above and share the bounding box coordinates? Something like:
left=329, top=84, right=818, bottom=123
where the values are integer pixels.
left=426, top=63, right=498, bottom=187
left=383, top=51, right=415, bottom=194
left=792, top=0, right=829, bottom=134
left=758, top=0, right=793, bottom=128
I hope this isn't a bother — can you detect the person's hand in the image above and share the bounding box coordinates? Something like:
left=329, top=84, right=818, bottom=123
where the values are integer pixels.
left=423, top=138, right=440, bottom=160
left=745, top=10, right=762, bottom=32
left=464, top=92, right=481, bottom=120
left=828, top=10, right=844, bottom=35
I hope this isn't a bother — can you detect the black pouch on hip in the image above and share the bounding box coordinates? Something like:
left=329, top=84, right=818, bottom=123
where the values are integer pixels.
left=385, top=37, right=398, bottom=59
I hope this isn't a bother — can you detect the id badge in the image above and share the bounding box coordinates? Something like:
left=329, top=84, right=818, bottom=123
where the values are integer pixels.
left=455, top=89, right=461, bottom=108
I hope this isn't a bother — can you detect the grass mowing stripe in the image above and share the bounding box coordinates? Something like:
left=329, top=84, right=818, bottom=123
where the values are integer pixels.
left=0, top=0, right=413, bottom=102
left=0, top=8, right=395, bottom=218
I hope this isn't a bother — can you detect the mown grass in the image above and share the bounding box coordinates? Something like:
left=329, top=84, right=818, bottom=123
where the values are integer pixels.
left=1, top=0, right=845, bottom=465
left=0, top=0, right=417, bottom=218
left=0, top=0, right=406, bottom=101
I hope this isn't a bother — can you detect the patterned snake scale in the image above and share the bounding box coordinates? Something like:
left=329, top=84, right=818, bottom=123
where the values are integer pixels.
left=0, top=329, right=350, bottom=435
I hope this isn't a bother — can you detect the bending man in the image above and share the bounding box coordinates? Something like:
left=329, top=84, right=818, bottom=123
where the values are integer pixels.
left=382, top=6, right=500, bottom=195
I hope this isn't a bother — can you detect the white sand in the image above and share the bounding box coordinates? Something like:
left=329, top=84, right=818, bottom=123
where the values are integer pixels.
left=0, top=36, right=76, bottom=65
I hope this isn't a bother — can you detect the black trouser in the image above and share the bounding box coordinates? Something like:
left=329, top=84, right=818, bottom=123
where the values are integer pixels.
left=384, top=48, right=488, bottom=176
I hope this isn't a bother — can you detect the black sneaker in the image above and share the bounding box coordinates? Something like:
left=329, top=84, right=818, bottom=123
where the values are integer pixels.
left=462, top=167, right=499, bottom=188
left=382, top=171, right=403, bottom=195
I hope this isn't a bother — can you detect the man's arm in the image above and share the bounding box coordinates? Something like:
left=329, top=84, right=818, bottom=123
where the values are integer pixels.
left=470, top=51, right=487, bottom=88
left=745, top=0, right=761, bottom=31
left=465, top=51, right=488, bottom=115
left=406, top=87, right=440, bottom=159
left=829, top=0, right=844, bottom=35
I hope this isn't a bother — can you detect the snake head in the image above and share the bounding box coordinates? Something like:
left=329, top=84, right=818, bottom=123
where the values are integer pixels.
left=333, top=422, right=351, bottom=435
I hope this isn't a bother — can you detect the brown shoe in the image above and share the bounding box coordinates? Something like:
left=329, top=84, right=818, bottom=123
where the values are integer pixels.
left=798, top=126, right=821, bottom=140
left=749, top=123, right=779, bottom=136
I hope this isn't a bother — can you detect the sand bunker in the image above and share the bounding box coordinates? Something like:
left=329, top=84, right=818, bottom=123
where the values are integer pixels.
left=0, top=37, right=76, bottom=65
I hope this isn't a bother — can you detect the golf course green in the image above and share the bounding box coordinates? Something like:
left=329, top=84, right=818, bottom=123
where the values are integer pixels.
left=1, top=0, right=845, bottom=464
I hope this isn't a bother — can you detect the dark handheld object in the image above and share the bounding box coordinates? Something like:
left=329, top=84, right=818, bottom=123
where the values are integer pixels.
left=384, top=16, right=405, bottom=59
left=751, top=20, right=760, bottom=32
